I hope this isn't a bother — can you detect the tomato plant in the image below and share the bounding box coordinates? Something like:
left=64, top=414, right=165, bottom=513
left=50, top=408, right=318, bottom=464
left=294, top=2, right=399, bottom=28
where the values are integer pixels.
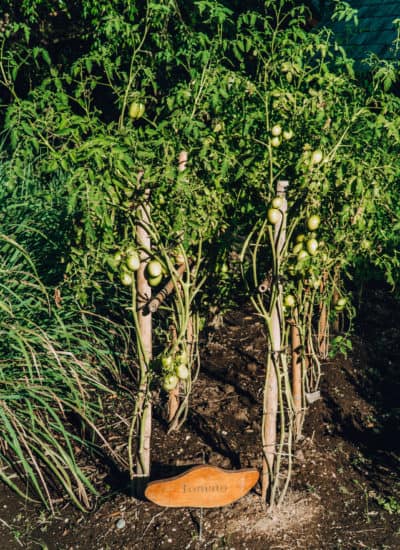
left=1, top=0, right=400, bottom=510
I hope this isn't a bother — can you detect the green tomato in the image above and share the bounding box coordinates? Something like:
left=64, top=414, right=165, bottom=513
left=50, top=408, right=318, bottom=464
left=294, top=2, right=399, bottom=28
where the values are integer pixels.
left=334, top=297, right=347, bottom=312
left=271, top=136, right=281, bottom=148
left=175, top=364, right=190, bottom=380
left=161, top=355, right=173, bottom=369
left=175, top=351, right=188, bottom=365
left=311, top=277, right=321, bottom=290
left=126, top=251, right=140, bottom=271
left=148, top=273, right=163, bottom=287
left=146, top=259, right=163, bottom=278
left=307, top=215, right=321, bottom=231
left=283, top=129, right=294, bottom=140
left=271, top=196, right=283, bottom=209
left=271, top=124, right=282, bottom=137
left=267, top=208, right=281, bottom=224
left=162, top=374, right=179, bottom=391
left=311, top=149, right=323, bottom=165
left=336, top=297, right=347, bottom=308
left=125, top=246, right=137, bottom=257
left=296, top=234, right=305, bottom=243
left=293, top=242, right=304, bottom=255
left=284, top=294, right=296, bottom=308
left=306, top=239, right=319, bottom=256
left=129, top=101, right=145, bottom=120
left=113, top=251, right=123, bottom=265
left=297, top=250, right=309, bottom=263
left=175, top=252, right=185, bottom=265
left=120, top=271, right=133, bottom=286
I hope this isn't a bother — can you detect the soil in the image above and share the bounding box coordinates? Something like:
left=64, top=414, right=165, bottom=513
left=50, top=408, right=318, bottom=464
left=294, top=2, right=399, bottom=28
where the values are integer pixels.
left=1, top=285, right=400, bottom=549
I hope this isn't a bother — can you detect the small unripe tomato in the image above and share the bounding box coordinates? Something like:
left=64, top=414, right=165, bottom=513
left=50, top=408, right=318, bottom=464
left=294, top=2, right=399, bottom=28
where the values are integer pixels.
left=271, top=196, right=283, bottom=209
left=125, top=246, right=136, bottom=256
left=283, top=129, right=294, bottom=140
left=293, top=243, right=303, bottom=255
left=126, top=251, right=140, bottom=271
left=297, top=250, right=309, bottom=262
left=120, top=271, right=133, bottom=286
left=311, top=149, right=323, bottom=165
left=176, top=364, right=189, bottom=380
left=175, top=351, right=188, bottom=365
left=284, top=294, right=296, bottom=308
left=175, top=252, right=185, bottom=265
left=106, top=253, right=121, bottom=270
left=336, top=297, right=347, bottom=308
left=148, top=273, right=163, bottom=287
left=271, top=124, right=282, bottom=137
left=306, top=239, right=319, bottom=256
left=311, top=277, right=321, bottom=290
left=129, top=101, right=145, bottom=120
left=146, top=260, right=163, bottom=278
left=307, top=215, right=321, bottom=231
left=296, top=234, right=305, bottom=243
left=267, top=208, right=281, bottom=224
left=161, top=355, right=173, bottom=369
left=113, top=251, right=123, bottom=265
left=162, top=374, right=179, bottom=391
left=271, top=136, right=281, bottom=148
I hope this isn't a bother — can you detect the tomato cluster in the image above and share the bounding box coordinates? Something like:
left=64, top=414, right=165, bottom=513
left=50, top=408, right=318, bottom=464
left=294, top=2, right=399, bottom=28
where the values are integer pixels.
left=161, top=350, right=190, bottom=391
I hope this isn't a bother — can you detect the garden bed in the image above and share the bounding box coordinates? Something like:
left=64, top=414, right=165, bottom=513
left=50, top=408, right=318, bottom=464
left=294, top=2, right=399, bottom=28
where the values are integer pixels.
left=0, top=287, right=399, bottom=549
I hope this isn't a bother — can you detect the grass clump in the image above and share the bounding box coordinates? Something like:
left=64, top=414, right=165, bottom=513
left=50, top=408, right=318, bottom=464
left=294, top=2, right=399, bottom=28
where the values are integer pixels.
left=0, top=233, right=127, bottom=511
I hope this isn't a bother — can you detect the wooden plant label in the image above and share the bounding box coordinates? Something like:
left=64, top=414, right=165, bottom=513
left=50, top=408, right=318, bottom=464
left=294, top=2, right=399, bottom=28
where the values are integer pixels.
left=145, top=465, right=259, bottom=508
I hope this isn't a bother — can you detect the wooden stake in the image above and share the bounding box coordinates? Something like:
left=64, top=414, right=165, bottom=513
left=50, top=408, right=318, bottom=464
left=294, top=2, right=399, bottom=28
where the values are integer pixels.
left=332, top=287, right=340, bottom=333
left=318, top=271, right=329, bottom=359
left=135, top=183, right=152, bottom=490
left=262, top=179, right=288, bottom=502
left=291, top=313, right=303, bottom=439
left=178, top=150, right=188, bottom=171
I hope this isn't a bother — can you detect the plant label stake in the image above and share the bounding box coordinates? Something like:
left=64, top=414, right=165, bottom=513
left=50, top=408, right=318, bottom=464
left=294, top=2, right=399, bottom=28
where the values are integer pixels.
left=145, top=465, right=259, bottom=508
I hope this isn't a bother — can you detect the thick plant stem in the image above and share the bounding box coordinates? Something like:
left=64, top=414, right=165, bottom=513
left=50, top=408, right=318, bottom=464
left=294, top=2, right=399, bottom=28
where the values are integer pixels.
left=168, top=325, right=180, bottom=424
left=262, top=179, right=288, bottom=505
left=135, top=187, right=152, bottom=496
left=167, top=151, right=188, bottom=426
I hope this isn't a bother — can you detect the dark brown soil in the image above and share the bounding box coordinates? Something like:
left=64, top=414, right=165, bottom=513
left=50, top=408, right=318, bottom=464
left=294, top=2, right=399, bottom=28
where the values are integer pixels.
left=1, top=287, right=400, bottom=549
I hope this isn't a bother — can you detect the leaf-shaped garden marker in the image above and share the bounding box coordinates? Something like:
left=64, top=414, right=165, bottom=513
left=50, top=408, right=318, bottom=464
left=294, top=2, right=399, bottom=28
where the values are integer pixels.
left=145, top=465, right=259, bottom=508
